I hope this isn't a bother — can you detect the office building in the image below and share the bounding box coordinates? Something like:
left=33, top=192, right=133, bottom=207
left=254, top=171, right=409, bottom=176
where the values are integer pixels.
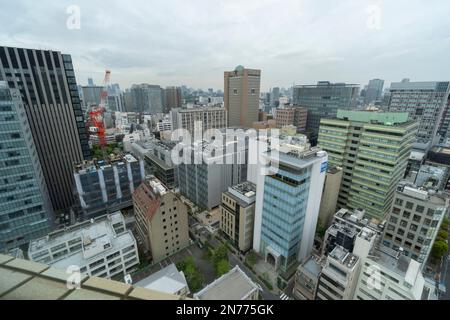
left=388, top=80, right=450, bottom=144
left=194, top=265, right=261, bottom=300
left=135, top=263, right=189, bottom=296
left=293, top=255, right=322, bottom=300
left=73, top=154, right=145, bottom=219
left=381, top=180, right=449, bottom=265
left=28, top=211, right=139, bottom=279
left=364, top=79, right=385, bottom=105
left=318, top=166, right=343, bottom=229
left=170, top=106, right=227, bottom=135
left=130, top=84, right=163, bottom=114
left=0, top=46, right=89, bottom=211
left=220, top=181, right=256, bottom=252
left=81, top=85, right=103, bottom=109
left=253, top=136, right=328, bottom=277
left=144, top=140, right=178, bottom=189
left=293, top=82, right=359, bottom=144
left=133, top=176, right=190, bottom=263
left=438, top=99, right=450, bottom=144
left=316, top=245, right=361, bottom=300
left=270, top=87, right=280, bottom=108
left=318, top=110, right=418, bottom=220
left=275, top=107, right=308, bottom=131
left=164, top=86, right=182, bottom=113
left=224, top=65, right=261, bottom=128
left=0, top=82, right=53, bottom=250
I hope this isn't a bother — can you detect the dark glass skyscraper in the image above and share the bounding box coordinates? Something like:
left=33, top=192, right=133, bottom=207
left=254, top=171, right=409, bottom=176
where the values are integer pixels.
left=0, top=46, right=89, bottom=212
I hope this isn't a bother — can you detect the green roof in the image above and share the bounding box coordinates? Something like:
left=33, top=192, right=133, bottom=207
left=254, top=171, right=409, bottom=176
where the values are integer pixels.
left=336, top=110, right=410, bottom=125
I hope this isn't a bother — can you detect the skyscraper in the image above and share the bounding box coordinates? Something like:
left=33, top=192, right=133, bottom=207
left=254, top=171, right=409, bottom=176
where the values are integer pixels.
left=293, top=82, right=359, bottom=145
left=224, top=65, right=261, bottom=128
left=0, top=46, right=89, bottom=212
left=253, top=136, right=328, bottom=278
left=164, top=86, right=182, bottom=113
left=0, top=82, right=53, bottom=250
left=388, top=80, right=450, bottom=144
left=364, top=79, right=384, bottom=105
left=318, top=110, right=418, bottom=220
left=130, top=84, right=163, bottom=114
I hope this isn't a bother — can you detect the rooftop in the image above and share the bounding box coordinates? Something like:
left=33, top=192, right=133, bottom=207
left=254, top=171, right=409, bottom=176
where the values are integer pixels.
left=328, top=245, right=359, bottom=270
left=336, top=109, right=410, bottom=125
left=73, top=153, right=138, bottom=173
left=135, top=263, right=188, bottom=295
left=0, top=254, right=189, bottom=300
left=194, top=265, right=260, bottom=300
left=225, top=181, right=257, bottom=207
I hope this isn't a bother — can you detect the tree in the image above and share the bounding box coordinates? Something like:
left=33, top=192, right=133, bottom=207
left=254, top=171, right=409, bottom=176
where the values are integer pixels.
left=438, top=230, right=448, bottom=241
left=246, top=251, right=258, bottom=267
left=216, top=259, right=230, bottom=276
left=176, top=256, right=204, bottom=292
left=432, top=240, right=449, bottom=259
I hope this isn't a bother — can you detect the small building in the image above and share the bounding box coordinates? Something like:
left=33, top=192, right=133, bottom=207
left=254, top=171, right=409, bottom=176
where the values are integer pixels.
left=293, top=255, right=322, bottom=300
left=135, top=263, right=189, bottom=296
left=194, top=265, right=261, bottom=300
left=28, top=211, right=139, bottom=279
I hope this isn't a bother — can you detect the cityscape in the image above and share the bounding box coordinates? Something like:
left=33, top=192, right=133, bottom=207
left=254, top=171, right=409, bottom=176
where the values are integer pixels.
left=1, top=0, right=450, bottom=306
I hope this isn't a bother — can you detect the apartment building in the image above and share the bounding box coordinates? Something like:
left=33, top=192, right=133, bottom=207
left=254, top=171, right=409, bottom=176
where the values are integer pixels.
left=318, top=109, right=419, bottom=220
left=220, top=181, right=256, bottom=252
left=28, top=211, right=139, bottom=279
left=133, top=176, right=189, bottom=263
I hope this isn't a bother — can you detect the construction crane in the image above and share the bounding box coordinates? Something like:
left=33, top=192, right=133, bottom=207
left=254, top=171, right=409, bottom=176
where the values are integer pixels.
left=89, top=70, right=111, bottom=155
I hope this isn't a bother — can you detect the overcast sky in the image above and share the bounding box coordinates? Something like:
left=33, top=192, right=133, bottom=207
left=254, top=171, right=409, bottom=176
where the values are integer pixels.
left=1, top=0, right=450, bottom=91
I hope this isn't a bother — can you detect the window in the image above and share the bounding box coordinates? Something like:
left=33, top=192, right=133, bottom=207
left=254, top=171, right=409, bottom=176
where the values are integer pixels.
left=415, top=206, right=424, bottom=214
left=233, top=89, right=238, bottom=95
left=405, top=202, right=414, bottom=210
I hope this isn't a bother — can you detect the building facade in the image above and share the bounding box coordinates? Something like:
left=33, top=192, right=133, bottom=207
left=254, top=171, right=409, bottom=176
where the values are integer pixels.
left=170, top=106, right=227, bottom=135
left=220, top=181, right=256, bottom=252
left=0, top=82, right=53, bottom=250
left=144, top=140, right=178, bottom=189
left=0, top=46, right=89, bottom=211
left=133, top=176, right=190, bottom=263
left=164, top=86, right=182, bottom=113
left=388, top=80, right=450, bottom=144
left=28, top=211, right=139, bottom=279
left=224, top=66, right=261, bottom=128
left=318, top=166, right=343, bottom=229
left=130, top=84, right=163, bottom=114
left=275, top=107, right=308, bottom=131
left=318, top=110, right=419, bottom=220
left=293, top=82, right=359, bottom=145
left=364, top=79, right=384, bottom=105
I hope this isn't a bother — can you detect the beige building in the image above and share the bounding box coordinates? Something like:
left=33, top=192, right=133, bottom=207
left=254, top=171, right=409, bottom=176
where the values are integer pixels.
left=170, top=106, right=227, bottom=135
left=252, top=120, right=276, bottom=130
left=318, top=166, right=343, bottom=229
left=133, top=176, right=190, bottom=263
left=275, top=107, right=308, bottom=131
left=224, top=65, right=261, bottom=128
left=220, top=182, right=256, bottom=252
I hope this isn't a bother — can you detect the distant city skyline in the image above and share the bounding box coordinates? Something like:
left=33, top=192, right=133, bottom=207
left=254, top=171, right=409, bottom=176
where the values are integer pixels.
left=1, top=0, right=450, bottom=91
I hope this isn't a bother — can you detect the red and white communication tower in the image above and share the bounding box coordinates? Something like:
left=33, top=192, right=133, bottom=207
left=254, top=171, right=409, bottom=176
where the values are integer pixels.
left=89, top=70, right=111, bottom=149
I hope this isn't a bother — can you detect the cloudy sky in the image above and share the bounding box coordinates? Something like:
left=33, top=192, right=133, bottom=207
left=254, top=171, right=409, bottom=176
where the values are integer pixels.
left=1, top=0, right=450, bottom=91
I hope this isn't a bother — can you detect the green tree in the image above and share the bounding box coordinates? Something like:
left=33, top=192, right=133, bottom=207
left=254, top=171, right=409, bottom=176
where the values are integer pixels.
left=216, top=259, right=230, bottom=276
left=246, top=251, right=258, bottom=267
left=176, top=256, right=204, bottom=292
left=438, top=230, right=448, bottom=241
left=432, top=240, right=449, bottom=259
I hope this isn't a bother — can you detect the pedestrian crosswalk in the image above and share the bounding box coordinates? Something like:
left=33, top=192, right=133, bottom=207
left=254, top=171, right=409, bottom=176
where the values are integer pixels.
left=279, top=293, right=292, bottom=300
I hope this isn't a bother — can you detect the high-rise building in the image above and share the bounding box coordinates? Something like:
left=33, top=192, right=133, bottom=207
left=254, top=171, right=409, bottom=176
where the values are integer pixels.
left=381, top=180, right=449, bottom=265
left=0, top=46, right=90, bottom=212
left=274, top=107, right=308, bottom=131
left=318, top=110, right=418, bottom=220
left=438, top=97, right=450, bottom=144
left=132, top=176, right=190, bottom=263
left=270, top=87, right=280, bottom=108
left=28, top=211, right=139, bottom=279
left=144, top=140, right=178, bottom=189
left=0, top=82, right=53, bottom=250
left=293, top=82, right=359, bottom=145
left=219, top=181, right=256, bottom=253
left=81, top=85, right=103, bottom=109
left=170, top=107, right=227, bottom=135
left=253, top=136, right=328, bottom=277
left=73, top=154, right=145, bottom=220
left=224, top=65, right=261, bottom=128
left=87, top=77, right=94, bottom=86
left=318, top=166, right=343, bottom=230
left=388, top=80, right=450, bottom=144
left=130, top=84, right=163, bottom=114
left=164, top=86, right=182, bottom=113
left=364, top=79, right=384, bottom=105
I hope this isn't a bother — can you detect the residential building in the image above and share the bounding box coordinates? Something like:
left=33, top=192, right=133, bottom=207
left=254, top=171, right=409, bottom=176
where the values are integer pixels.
left=170, top=106, right=227, bottom=135
left=28, top=211, right=139, bottom=279
left=293, top=255, right=322, bottom=300
left=318, top=166, right=343, bottom=229
left=316, top=245, right=361, bottom=300
left=275, top=107, right=308, bottom=131
left=381, top=180, right=449, bottom=265
left=194, top=265, right=261, bottom=300
left=220, top=181, right=256, bottom=252
left=224, top=65, right=261, bottom=128
left=364, top=79, right=385, bottom=105
left=0, top=46, right=89, bottom=211
left=253, top=136, right=328, bottom=277
left=318, top=109, right=419, bottom=220
left=73, top=154, right=145, bottom=219
left=132, top=176, right=189, bottom=263
left=164, top=86, right=182, bottom=113
left=0, top=82, right=53, bottom=250
left=144, top=140, right=178, bottom=189
left=293, top=82, right=359, bottom=145
left=130, top=84, right=163, bottom=114
left=388, top=80, right=450, bottom=144
left=135, top=263, right=189, bottom=296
